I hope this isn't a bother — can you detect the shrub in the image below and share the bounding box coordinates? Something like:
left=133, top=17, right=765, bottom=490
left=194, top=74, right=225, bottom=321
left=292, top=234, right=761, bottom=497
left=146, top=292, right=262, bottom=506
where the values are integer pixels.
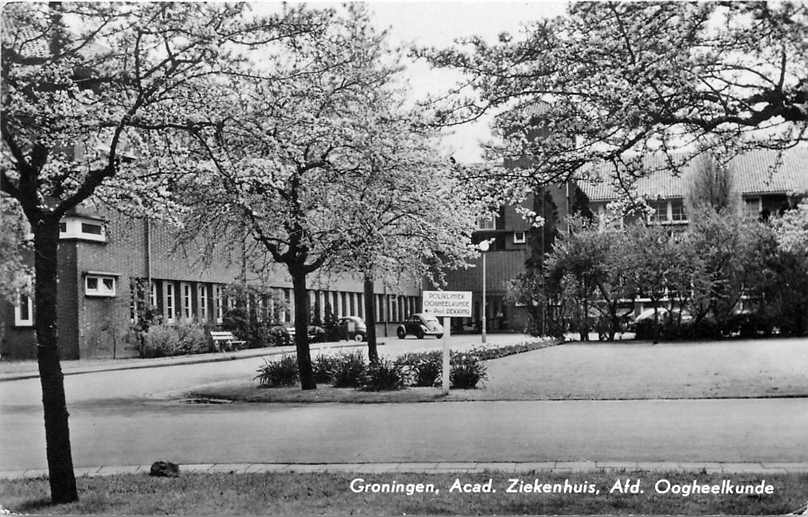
left=140, top=320, right=208, bottom=358
left=255, top=356, right=299, bottom=387
left=634, top=319, right=660, bottom=340
left=360, top=359, right=406, bottom=391
left=331, top=352, right=367, bottom=388
left=450, top=352, right=487, bottom=389
left=395, top=351, right=442, bottom=387
left=268, top=326, right=291, bottom=347
left=312, top=354, right=340, bottom=383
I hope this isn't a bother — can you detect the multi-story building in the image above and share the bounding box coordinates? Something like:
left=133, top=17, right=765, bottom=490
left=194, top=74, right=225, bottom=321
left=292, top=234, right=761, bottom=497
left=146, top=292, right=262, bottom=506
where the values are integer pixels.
left=581, top=149, right=808, bottom=227
left=444, top=148, right=808, bottom=333
left=443, top=184, right=577, bottom=334
left=1, top=204, right=422, bottom=360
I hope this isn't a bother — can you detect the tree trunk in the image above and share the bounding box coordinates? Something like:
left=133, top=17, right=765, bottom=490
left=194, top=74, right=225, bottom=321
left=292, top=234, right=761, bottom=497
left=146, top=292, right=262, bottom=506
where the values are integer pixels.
left=363, top=271, right=378, bottom=363
left=34, top=219, right=78, bottom=503
left=291, top=267, right=316, bottom=390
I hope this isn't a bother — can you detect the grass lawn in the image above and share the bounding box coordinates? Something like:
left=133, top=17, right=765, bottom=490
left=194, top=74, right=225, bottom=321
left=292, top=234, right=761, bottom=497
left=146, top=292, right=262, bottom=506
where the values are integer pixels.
left=2, top=471, right=805, bottom=515
left=189, top=337, right=808, bottom=403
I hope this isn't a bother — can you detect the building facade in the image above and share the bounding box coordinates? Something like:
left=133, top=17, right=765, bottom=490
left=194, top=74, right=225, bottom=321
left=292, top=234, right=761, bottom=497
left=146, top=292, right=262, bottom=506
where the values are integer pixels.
left=1, top=205, right=422, bottom=360
left=443, top=148, right=808, bottom=333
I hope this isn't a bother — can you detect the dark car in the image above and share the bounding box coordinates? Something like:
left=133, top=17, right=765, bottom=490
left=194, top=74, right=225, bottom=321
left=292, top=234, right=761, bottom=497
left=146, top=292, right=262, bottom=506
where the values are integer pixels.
left=396, top=313, right=444, bottom=339
left=286, top=325, right=326, bottom=343
left=338, top=316, right=367, bottom=342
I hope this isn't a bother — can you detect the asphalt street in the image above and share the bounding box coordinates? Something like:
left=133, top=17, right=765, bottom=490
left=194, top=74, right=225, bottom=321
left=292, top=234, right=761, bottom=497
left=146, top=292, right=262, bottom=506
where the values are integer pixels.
left=2, top=398, right=808, bottom=470
left=2, top=337, right=807, bottom=471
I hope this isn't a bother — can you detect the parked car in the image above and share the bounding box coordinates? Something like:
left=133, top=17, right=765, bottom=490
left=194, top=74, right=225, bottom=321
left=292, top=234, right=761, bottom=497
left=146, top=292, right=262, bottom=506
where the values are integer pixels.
left=396, top=313, right=444, bottom=339
left=286, top=325, right=326, bottom=343
left=628, top=307, right=693, bottom=331
left=337, top=316, right=367, bottom=342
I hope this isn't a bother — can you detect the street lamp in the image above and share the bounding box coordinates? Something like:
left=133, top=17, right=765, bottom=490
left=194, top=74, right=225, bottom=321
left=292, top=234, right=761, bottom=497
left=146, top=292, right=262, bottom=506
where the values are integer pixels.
left=479, top=239, right=490, bottom=344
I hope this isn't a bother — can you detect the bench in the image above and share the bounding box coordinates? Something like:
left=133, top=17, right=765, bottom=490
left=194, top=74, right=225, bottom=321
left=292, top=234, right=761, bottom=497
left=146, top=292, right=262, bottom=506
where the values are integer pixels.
left=209, top=331, right=246, bottom=352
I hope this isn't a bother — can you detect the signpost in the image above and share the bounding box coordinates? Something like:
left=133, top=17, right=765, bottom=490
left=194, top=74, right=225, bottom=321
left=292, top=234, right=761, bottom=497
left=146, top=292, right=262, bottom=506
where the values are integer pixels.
left=422, top=291, right=472, bottom=394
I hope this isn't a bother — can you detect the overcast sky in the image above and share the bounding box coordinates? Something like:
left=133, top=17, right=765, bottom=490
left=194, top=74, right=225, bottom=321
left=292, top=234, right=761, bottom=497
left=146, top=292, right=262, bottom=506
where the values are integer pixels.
left=288, top=1, right=569, bottom=162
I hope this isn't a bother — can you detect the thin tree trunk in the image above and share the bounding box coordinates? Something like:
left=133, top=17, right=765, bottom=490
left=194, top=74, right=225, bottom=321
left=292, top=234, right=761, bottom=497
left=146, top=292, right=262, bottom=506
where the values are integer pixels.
left=363, top=271, right=378, bottom=363
left=34, top=219, right=78, bottom=503
left=291, top=267, right=315, bottom=390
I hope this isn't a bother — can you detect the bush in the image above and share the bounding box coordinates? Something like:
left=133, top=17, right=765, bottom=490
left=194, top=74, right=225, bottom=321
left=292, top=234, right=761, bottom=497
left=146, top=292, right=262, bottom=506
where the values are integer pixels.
left=267, top=325, right=291, bottom=347
left=331, top=352, right=367, bottom=388
left=634, top=319, right=660, bottom=340
left=140, top=320, right=208, bottom=358
left=312, top=354, right=340, bottom=383
left=395, top=351, right=442, bottom=387
left=254, top=356, right=299, bottom=387
left=450, top=352, right=487, bottom=389
left=360, top=359, right=406, bottom=391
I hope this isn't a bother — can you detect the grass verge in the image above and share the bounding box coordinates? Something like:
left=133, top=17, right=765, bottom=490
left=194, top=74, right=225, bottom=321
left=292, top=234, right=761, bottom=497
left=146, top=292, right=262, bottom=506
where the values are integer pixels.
left=1, top=470, right=805, bottom=516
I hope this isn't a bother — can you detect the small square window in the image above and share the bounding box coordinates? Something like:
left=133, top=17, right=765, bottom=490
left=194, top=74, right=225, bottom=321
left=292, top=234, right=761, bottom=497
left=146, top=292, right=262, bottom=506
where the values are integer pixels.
left=513, top=232, right=526, bottom=244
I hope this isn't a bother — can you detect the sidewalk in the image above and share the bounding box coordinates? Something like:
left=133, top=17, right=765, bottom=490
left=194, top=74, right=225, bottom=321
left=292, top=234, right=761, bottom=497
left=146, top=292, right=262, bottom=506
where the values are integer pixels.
left=3, top=461, right=808, bottom=480
left=0, top=340, right=373, bottom=382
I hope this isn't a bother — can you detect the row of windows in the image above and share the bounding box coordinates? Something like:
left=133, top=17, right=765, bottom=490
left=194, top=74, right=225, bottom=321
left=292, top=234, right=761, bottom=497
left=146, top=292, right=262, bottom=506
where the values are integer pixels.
left=13, top=278, right=420, bottom=328
left=130, top=280, right=420, bottom=326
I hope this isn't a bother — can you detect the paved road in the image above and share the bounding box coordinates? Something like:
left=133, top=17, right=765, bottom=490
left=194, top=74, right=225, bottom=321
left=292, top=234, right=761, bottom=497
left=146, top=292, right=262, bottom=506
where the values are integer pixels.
left=2, top=335, right=807, bottom=471
left=2, top=398, right=808, bottom=470
left=0, top=334, right=519, bottom=408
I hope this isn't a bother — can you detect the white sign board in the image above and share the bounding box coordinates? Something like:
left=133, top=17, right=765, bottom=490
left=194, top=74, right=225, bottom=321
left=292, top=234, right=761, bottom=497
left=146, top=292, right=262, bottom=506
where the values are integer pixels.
left=422, top=291, right=472, bottom=318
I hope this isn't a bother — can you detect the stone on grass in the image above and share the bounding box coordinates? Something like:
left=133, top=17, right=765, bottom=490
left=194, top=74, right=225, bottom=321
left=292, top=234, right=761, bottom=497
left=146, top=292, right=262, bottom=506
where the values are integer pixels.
left=149, top=461, right=180, bottom=477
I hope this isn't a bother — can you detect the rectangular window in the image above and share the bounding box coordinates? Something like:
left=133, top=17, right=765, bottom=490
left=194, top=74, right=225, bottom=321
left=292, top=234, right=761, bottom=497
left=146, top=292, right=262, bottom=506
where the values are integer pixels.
left=648, top=200, right=667, bottom=223
left=513, top=231, right=526, bottom=244
left=14, top=281, right=33, bottom=327
left=150, top=280, right=158, bottom=308
left=198, top=284, right=208, bottom=321
left=477, top=216, right=496, bottom=230
left=671, top=199, right=687, bottom=222
left=214, top=285, right=223, bottom=324
left=744, top=197, right=761, bottom=219
left=85, top=274, right=117, bottom=297
left=81, top=222, right=103, bottom=235
left=165, top=282, right=175, bottom=322
left=182, top=283, right=192, bottom=320
left=256, top=297, right=264, bottom=323
left=59, top=222, right=67, bottom=233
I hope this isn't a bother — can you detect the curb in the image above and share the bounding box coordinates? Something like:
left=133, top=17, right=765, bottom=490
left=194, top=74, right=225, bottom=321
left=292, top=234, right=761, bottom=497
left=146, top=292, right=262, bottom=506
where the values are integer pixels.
left=0, top=341, right=374, bottom=382
left=3, top=461, right=808, bottom=480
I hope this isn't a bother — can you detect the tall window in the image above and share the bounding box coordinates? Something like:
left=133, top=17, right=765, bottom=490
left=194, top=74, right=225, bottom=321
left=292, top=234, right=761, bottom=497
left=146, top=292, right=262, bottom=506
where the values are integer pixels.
left=648, top=200, right=666, bottom=223
left=150, top=280, right=158, bottom=308
left=744, top=197, right=761, bottom=219
left=198, top=284, right=208, bottom=321
left=14, top=279, right=33, bottom=327
left=214, top=285, right=223, bottom=324
left=670, top=199, right=687, bottom=222
left=182, top=283, right=192, bottom=320
left=165, top=283, right=176, bottom=322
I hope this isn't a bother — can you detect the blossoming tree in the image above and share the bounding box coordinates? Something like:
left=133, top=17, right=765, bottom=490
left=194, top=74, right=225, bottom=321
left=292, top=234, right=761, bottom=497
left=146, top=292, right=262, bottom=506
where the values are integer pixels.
left=0, top=2, right=326, bottom=503
left=174, top=5, right=411, bottom=389
left=420, top=1, right=807, bottom=199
